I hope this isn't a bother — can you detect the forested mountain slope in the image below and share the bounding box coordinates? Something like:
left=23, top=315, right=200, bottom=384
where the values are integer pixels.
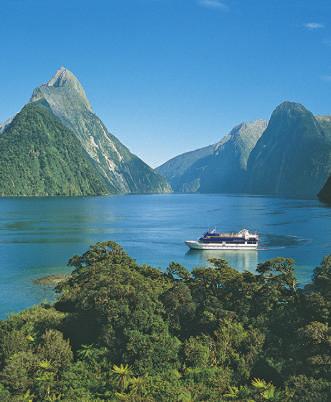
left=0, top=101, right=110, bottom=196
left=29, top=67, right=171, bottom=194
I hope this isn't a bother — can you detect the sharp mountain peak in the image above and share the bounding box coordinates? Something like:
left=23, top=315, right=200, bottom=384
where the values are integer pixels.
left=273, top=101, right=309, bottom=115
left=228, top=119, right=268, bottom=136
left=31, top=66, right=92, bottom=112
left=48, top=66, right=76, bottom=85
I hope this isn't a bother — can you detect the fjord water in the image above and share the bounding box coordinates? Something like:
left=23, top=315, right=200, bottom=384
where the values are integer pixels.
left=0, top=194, right=330, bottom=318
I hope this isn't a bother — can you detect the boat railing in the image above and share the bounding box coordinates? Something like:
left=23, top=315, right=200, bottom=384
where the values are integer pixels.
left=205, top=232, right=258, bottom=238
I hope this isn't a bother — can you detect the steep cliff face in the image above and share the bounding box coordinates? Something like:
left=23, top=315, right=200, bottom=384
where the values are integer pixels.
left=0, top=101, right=110, bottom=196
left=317, top=116, right=331, bottom=203
left=247, top=102, right=331, bottom=198
left=318, top=176, right=331, bottom=203
left=156, top=120, right=266, bottom=193
left=30, top=67, right=171, bottom=194
left=156, top=145, right=215, bottom=192
left=199, top=120, right=267, bottom=193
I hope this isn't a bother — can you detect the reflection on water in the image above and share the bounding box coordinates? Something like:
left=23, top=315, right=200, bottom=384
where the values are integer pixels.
left=186, top=249, right=258, bottom=273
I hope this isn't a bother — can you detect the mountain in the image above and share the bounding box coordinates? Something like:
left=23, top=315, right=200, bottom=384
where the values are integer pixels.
left=28, top=67, right=170, bottom=194
left=247, top=102, right=331, bottom=198
left=316, top=115, right=331, bottom=137
left=318, top=176, right=331, bottom=203
left=156, top=120, right=267, bottom=193
left=199, top=120, right=267, bottom=193
left=0, top=117, right=13, bottom=133
left=0, top=101, right=110, bottom=196
left=156, top=145, right=215, bottom=192
left=317, top=117, right=331, bottom=203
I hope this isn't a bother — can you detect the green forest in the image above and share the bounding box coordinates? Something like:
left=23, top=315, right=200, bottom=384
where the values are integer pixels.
left=0, top=242, right=330, bottom=401
left=0, top=102, right=111, bottom=196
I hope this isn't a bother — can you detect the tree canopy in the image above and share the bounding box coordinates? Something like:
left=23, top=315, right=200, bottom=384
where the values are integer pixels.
left=0, top=241, right=330, bottom=401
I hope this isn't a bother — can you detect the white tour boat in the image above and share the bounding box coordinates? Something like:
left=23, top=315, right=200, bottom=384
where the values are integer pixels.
left=185, top=229, right=259, bottom=250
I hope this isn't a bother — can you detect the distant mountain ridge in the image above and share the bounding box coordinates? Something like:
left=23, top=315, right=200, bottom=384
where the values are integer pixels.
left=199, top=119, right=267, bottom=193
left=2, top=69, right=331, bottom=200
left=157, top=102, right=331, bottom=199
left=317, top=116, right=331, bottom=204
left=156, top=145, right=215, bottom=192
left=0, top=67, right=170, bottom=196
left=157, top=119, right=267, bottom=193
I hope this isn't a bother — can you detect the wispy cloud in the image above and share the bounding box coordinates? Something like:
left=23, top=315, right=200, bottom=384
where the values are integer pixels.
left=304, top=22, right=324, bottom=30
left=198, top=0, right=228, bottom=11
left=321, top=75, right=331, bottom=82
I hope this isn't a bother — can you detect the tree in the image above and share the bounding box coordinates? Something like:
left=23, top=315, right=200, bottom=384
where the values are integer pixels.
left=1, top=242, right=330, bottom=401
left=212, top=318, right=265, bottom=382
left=285, top=375, right=331, bottom=402
left=182, top=336, right=211, bottom=369
left=160, top=282, right=196, bottom=336
left=1, top=351, right=37, bottom=395
left=111, top=364, right=132, bottom=392
left=37, top=329, right=73, bottom=372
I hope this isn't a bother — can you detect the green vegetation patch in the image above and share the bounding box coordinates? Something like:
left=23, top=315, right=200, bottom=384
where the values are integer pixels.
left=0, top=242, right=330, bottom=401
left=0, top=101, right=111, bottom=196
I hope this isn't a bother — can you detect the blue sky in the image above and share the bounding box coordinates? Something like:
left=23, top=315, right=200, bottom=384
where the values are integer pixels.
left=0, top=0, right=330, bottom=166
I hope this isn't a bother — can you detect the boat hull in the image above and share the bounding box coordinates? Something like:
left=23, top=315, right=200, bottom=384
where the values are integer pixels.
left=185, top=240, right=258, bottom=251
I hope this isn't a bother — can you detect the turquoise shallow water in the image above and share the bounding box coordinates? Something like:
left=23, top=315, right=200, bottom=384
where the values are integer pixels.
left=0, top=193, right=330, bottom=318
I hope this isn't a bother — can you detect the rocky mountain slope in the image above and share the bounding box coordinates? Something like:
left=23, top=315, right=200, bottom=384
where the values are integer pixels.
left=317, top=116, right=331, bottom=203
left=157, top=102, right=331, bottom=199
left=318, top=176, right=331, bottom=203
left=157, top=120, right=267, bottom=193
left=0, top=117, right=13, bottom=133
left=199, top=120, right=267, bottom=193
left=156, top=145, right=215, bottom=192
left=0, top=101, right=110, bottom=196
left=28, top=67, right=170, bottom=194
left=247, top=102, right=331, bottom=198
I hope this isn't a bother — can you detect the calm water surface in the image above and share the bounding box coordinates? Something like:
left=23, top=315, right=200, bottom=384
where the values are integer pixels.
left=0, top=194, right=331, bottom=318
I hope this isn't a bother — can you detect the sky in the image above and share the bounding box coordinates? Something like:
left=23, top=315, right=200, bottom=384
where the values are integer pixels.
left=0, top=0, right=330, bottom=167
